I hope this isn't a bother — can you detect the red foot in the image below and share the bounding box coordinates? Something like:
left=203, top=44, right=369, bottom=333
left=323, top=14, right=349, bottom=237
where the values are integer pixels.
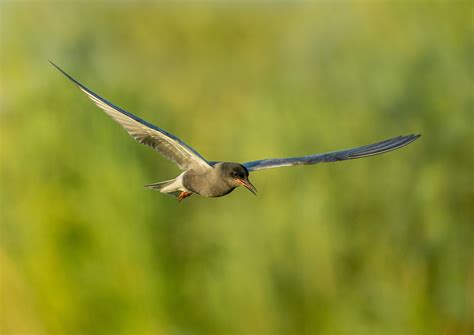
left=177, top=191, right=193, bottom=202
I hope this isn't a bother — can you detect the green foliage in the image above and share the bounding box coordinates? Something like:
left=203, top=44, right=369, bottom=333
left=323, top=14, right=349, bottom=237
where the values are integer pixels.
left=1, top=2, right=472, bottom=334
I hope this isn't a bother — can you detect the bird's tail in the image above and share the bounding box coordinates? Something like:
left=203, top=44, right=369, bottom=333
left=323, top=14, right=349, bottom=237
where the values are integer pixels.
left=144, top=178, right=182, bottom=197
left=145, top=179, right=176, bottom=190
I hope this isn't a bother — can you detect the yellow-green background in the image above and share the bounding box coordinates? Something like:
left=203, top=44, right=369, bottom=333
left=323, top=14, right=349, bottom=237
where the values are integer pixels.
left=1, top=1, right=472, bottom=334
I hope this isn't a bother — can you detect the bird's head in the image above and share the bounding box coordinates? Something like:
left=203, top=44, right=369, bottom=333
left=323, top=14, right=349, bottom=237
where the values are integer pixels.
left=220, top=162, right=257, bottom=195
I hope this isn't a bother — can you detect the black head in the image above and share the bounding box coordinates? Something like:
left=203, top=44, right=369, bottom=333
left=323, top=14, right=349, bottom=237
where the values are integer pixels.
left=221, top=162, right=248, bottom=179
left=219, top=162, right=257, bottom=195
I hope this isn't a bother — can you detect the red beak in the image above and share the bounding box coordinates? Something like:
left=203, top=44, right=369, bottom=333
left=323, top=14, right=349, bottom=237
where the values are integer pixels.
left=236, top=178, right=257, bottom=195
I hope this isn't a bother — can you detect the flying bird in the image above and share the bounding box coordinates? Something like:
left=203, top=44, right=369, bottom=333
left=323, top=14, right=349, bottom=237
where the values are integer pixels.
left=50, top=62, right=420, bottom=201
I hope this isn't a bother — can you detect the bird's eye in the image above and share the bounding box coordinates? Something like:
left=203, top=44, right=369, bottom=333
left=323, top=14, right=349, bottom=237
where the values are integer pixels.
left=232, top=172, right=239, bottom=178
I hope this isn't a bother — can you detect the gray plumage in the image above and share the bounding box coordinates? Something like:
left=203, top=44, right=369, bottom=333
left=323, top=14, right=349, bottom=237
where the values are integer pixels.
left=50, top=62, right=210, bottom=172
left=242, top=134, right=420, bottom=171
left=51, top=62, right=420, bottom=201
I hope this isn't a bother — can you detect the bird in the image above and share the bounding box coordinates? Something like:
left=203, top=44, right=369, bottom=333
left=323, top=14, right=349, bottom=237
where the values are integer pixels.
left=50, top=61, right=420, bottom=201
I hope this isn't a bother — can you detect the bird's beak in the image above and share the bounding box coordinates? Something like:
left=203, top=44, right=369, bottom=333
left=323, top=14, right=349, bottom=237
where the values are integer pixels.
left=236, top=178, right=257, bottom=195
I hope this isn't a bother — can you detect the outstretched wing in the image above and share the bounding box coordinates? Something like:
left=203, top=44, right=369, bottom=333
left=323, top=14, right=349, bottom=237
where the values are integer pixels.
left=51, top=61, right=211, bottom=171
left=243, top=134, right=420, bottom=172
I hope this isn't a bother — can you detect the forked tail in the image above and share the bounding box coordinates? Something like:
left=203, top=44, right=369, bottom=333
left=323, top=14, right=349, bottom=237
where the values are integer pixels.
left=144, top=176, right=185, bottom=199
left=144, top=179, right=175, bottom=191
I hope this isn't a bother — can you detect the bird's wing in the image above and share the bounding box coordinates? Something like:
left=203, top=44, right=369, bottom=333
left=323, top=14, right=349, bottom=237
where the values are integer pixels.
left=51, top=62, right=212, bottom=171
left=242, top=134, right=420, bottom=172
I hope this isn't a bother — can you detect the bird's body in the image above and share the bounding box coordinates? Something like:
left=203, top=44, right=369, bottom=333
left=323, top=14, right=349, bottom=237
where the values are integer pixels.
left=146, top=162, right=253, bottom=199
left=187, top=163, right=246, bottom=197
left=51, top=61, right=420, bottom=201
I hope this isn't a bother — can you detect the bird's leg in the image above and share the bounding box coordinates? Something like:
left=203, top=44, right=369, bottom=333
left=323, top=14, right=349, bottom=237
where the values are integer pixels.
left=177, top=191, right=193, bottom=202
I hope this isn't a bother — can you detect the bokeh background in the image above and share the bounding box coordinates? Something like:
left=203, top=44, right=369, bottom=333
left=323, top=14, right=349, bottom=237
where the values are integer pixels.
left=1, top=1, right=472, bottom=334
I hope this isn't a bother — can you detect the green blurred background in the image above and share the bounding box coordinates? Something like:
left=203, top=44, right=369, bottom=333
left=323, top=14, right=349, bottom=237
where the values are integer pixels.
left=1, top=1, right=472, bottom=334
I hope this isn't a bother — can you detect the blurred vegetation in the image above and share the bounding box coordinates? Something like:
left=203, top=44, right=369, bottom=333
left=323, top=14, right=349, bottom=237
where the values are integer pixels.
left=1, top=1, right=472, bottom=334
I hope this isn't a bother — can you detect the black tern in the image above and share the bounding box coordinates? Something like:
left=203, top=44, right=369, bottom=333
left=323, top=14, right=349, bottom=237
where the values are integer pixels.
left=51, top=62, right=420, bottom=201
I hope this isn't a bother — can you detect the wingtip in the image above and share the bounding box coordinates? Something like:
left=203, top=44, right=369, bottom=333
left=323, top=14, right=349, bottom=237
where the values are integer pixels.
left=49, top=61, right=83, bottom=89
left=49, top=60, right=66, bottom=75
left=49, top=60, right=61, bottom=70
left=403, top=133, right=422, bottom=145
left=49, top=60, right=67, bottom=73
left=409, top=133, right=422, bottom=142
left=401, top=133, right=421, bottom=142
